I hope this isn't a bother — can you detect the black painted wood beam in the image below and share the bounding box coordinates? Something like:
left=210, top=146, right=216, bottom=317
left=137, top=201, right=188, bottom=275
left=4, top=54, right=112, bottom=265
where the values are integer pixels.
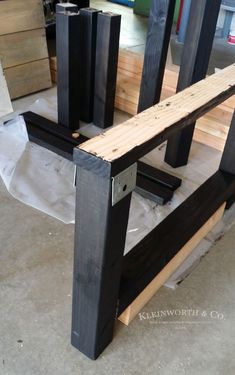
left=138, top=0, right=176, bottom=113
left=93, top=12, right=121, bottom=128
left=23, top=112, right=88, bottom=160
left=135, top=174, right=173, bottom=205
left=118, top=170, right=235, bottom=314
left=72, top=151, right=132, bottom=359
left=220, top=110, right=235, bottom=175
left=56, top=3, right=78, bottom=12
left=137, top=161, right=181, bottom=190
left=56, top=10, right=80, bottom=130
left=79, top=8, right=100, bottom=123
left=164, top=0, right=222, bottom=167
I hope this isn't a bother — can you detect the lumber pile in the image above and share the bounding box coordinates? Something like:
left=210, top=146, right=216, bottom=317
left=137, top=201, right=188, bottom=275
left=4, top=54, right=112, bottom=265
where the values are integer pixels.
left=115, top=50, right=234, bottom=152
left=0, top=0, right=52, bottom=99
left=0, top=62, right=13, bottom=118
left=50, top=49, right=234, bottom=151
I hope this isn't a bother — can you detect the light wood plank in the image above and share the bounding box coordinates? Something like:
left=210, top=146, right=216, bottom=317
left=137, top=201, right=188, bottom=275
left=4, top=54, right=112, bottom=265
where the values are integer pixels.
left=194, top=128, right=225, bottom=152
left=5, top=59, right=52, bottom=99
left=118, top=203, right=226, bottom=325
left=0, top=0, right=45, bottom=36
left=0, top=29, right=48, bottom=69
left=79, top=64, right=235, bottom=163
left=0, top=62, right=13, bottom=118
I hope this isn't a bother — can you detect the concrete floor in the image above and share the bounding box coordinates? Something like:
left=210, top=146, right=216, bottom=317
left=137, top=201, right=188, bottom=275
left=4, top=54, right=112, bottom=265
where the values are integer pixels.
left=1, top=1, right=235, bottom=374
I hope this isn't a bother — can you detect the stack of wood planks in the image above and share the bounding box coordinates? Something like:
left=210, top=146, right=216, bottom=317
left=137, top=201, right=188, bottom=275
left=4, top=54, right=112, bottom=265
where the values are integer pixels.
left=50, top=49, right=235, bottom=151
left=50, top=48, right=234, bottom=151
left=115, top=49, right=234, bottom=152
left=0, top=0, right=52, bottom=99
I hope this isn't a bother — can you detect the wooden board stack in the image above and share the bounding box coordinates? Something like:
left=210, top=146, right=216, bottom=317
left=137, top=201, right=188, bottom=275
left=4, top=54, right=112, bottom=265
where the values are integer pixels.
left=0, top=0, right=52, bottom=99
left=50, top=48, right=234, bottom=151
left=115, top=49, right=234, bottom=152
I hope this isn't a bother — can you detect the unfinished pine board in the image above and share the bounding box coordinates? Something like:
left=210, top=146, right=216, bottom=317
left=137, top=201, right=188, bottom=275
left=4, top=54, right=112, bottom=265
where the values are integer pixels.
left=4, top=59, right=52, bottom=99
left=0, top=29, right=48, bottom=69
left=0, top=62, right=13, bottom=118
left=49, top=51, right=233, bottom=151
left=0, top=0, right=45, bottom=36
left=118, top=203, right=225, bottom=325
left=194, top=128, right=225, bottom=152
left=78, top=64, right=235, bottom=168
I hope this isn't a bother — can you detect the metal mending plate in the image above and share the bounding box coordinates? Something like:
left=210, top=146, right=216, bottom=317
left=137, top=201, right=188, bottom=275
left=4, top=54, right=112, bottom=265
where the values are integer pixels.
left=112, top=163, right=137, bottom=206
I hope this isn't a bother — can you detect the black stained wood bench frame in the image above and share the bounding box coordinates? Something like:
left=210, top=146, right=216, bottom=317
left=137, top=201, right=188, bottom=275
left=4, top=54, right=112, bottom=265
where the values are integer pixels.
left=71, top=65, right=235, bottom=360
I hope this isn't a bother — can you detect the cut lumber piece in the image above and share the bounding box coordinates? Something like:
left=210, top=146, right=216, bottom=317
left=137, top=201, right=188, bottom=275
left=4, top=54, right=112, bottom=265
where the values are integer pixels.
left=4, top=59, right=51, bottom=99
left=56, top=3, right=78, bottom=12
left=56, top=11, right=80, bottom=129
left=220, top=111, right=235, bottom=175
left=118, top=203, right=226, bottom=325
left=193, top=128, right=225, bottom=152
left=137, top=161, right=181, bottom=190
left=49, top=56, right=57, bottom=72
left=23, top=112, right=88, bottom=160
left=138, top=0, right=176, bottom=112
left=50, top=69, right=57, bottom=84
left=72, top=152, right=132, bottom=360
left=135, top=174, right=173, bottom=205
left=23, top=111, right=88, bottom=146
left=196, top=116, right=229, bottom=141
left=79, top=8, right=100, bottom=123
left=93, top=12, right=121, bottom=128
left=0, top=29, right=49, bottom=69
left=77, top=64, right=235, bottom=171
left=49, top=50, right=234, bottom=150
left=0, top=62, right=13, bottom=118
left=0, top=0, right=45, bottom=36
left=117, top=170, right=235, bottom=315
left=165, top=0, right=222, bottom=167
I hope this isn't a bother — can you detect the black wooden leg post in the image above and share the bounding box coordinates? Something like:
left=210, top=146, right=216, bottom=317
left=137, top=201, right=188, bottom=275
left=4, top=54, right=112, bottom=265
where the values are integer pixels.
left=220, top=111, right=235, bottom=175
left=164, top=0, right=221, bottom=167
left=138, top=0, right=176, bottom=113
left=93, top=12, right=121, bottom=129
left=71, top=149, right=136, bottom=359
left=220, top=111, right=235, bottom=208
left=79, top=8, right=100, bottom=123
left=56, top=10, right=80, bottom=130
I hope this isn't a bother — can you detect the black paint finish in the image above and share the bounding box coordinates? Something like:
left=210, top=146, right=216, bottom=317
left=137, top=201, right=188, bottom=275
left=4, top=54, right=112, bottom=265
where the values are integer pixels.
left=137, top=161, right=182, bottom=190
left=135, top=174, right=173, bottom=205
left=220, top=111, right=235, bottom=175
left=164, top=0, right=222, bottom=167
left=118, top=170, right=235, bottom=314
left=56, top=11, right=80, bottom=129
left=93, top=12, right=121, bottom=128
left=72, top=150, right=131, bottom=359
left=79, top=8, right=100, bottom=123
left=138, top=0, right=176, bottom=113
left=23, top=112, right=88, bottom=160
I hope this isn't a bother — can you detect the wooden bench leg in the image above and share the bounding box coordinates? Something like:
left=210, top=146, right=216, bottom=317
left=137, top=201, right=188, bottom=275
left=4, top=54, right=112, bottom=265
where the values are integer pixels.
left=164, top=0, right=221, bottom=167
left=71, top=150, right=136, bottom=359
left=220, top=111, right=235, bottom=175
